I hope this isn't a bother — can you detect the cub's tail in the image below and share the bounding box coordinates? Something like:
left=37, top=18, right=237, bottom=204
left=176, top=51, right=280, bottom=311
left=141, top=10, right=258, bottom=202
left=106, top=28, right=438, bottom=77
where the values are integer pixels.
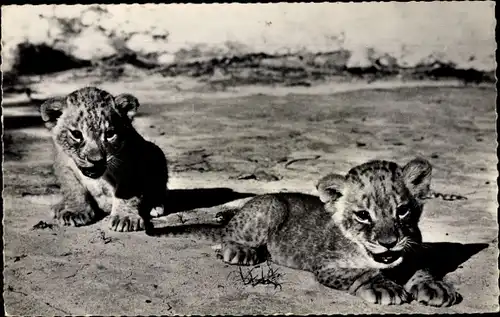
left=145, top=197, right=254, bottom=241
left=145, top=222, right=224, bottom=242
left=145, top=206, right=240, bottom=241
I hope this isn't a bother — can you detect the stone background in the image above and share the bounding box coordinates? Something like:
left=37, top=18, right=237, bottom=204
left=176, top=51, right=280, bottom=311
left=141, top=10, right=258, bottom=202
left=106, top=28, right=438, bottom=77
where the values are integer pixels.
left=2, top=2, right=495, bottom=75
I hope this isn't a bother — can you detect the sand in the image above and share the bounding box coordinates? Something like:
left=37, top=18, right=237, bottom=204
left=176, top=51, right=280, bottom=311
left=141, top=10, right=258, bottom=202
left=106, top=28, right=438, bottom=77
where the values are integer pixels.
left=3, top=84, right=498, bottom=314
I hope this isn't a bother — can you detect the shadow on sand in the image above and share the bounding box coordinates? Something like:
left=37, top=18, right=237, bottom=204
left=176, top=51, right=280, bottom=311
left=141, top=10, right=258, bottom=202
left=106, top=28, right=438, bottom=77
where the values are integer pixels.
left=388, top=242, right=489, bottom=284
left=3, top=115, right=44, bottom=130
left=418, top=242, right=489, bottom=278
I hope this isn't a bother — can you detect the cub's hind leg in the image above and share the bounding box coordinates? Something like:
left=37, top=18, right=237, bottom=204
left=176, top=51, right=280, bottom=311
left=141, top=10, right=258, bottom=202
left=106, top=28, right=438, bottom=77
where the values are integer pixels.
left=219, top=195, right=287, bottom=266
left=144, top=186, right=168, bottom=219
left=218, top=241, right=269, bottom=266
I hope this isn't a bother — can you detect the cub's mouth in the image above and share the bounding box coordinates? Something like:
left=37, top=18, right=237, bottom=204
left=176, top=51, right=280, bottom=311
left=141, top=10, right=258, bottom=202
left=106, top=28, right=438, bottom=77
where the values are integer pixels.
left=369, top=251, right=402, bottom=264
left=79, top=164, right=107, bottom=179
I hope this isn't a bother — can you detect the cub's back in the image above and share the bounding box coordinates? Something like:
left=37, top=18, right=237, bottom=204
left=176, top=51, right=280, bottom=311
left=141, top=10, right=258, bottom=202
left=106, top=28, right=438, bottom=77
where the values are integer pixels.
left=267, top=193, right=342, bottom=242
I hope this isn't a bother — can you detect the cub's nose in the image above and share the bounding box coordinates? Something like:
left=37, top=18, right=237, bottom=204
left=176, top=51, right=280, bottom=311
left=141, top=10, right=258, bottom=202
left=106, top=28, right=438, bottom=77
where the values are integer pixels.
left=377, top=236, right=398, bottom=249
left=86, top=152, right=106, bottom=166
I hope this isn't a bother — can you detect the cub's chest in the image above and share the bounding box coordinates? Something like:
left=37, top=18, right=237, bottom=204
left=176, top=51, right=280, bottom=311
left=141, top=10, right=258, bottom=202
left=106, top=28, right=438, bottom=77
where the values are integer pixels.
left=77, top=170, right=115, bottom=213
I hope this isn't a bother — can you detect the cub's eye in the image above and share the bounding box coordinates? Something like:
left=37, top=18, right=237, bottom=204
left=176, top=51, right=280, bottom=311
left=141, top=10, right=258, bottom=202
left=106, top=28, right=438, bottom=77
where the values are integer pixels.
left=105, top=129, right=116, bottom=140
left=69, top=129, right=83, bottom=141
left=396, top=204, right=411, bottom=219
left=353, top=210, right=371, bottom=223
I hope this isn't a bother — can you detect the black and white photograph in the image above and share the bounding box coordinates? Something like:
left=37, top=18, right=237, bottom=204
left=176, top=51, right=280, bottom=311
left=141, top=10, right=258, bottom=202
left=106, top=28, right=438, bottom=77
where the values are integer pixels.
left=2, top=2, right=497, bottom=315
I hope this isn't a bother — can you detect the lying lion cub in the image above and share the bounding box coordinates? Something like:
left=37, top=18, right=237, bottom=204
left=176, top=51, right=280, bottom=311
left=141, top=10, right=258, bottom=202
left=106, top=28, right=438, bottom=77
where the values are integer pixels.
left=146, top=158, right=461, bottom=306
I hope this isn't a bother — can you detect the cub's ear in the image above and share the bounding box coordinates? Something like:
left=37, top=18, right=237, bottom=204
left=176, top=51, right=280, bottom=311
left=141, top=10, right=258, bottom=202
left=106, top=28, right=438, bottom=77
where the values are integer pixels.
left=40, top=97, right=66, bottom=129
left=402, top=157, right=432, bottom=199
left=316, top=173, right=345, bottom=203
left=114, top=93, right=140, bottom=120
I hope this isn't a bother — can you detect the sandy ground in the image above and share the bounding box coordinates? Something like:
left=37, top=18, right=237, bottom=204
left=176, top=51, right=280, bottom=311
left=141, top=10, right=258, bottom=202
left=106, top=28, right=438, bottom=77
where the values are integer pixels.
left=3, top=84, right=498, bottom=314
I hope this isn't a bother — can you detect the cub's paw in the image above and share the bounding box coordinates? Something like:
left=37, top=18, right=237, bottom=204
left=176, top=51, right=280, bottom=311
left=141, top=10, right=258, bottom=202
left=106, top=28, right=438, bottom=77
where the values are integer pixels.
left=220, top=242, right=267, bottom=266
left=406, top=279, right=462, bottom=307
left=52, top=203, right=95, bottom=227
left=150, top=206, right=165, bottom=218
left=108, top=214, right=144, bottom=232
left=354, top=278, right=411, bottom=305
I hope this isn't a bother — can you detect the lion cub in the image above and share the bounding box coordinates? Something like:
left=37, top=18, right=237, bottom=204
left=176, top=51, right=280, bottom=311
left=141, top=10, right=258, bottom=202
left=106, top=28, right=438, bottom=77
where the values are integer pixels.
left=41, top=87, right=168, bottom=232
left=146, top=158, right=461, bottom=306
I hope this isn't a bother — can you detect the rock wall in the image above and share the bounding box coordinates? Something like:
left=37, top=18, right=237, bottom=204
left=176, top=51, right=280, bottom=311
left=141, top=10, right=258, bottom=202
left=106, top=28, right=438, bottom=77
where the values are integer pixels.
left=2, top=2, right=495, bottom=74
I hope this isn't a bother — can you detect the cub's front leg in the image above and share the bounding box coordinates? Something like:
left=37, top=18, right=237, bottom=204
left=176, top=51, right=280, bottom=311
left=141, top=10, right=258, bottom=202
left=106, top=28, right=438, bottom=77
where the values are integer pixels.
left=52, top=162, right=100, bottom=226
left=315, top=267, right=411, bottom=305
left=108, top=196, right=145, bottom=232
left=404, top=269, right=462, bottom=307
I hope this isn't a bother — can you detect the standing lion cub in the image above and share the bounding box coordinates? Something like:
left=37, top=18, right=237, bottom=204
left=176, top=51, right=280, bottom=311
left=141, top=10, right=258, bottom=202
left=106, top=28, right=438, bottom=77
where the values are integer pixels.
left=41, top=86, right=168, bottom=232
left=147, top=158, right=462, bottom=307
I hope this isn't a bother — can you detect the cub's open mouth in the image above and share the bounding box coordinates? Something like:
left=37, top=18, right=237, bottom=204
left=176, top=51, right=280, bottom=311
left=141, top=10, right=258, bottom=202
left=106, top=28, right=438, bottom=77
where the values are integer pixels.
left=79, top=165, right=106, bottom=179
left=370, top=251, right=402, bottom=264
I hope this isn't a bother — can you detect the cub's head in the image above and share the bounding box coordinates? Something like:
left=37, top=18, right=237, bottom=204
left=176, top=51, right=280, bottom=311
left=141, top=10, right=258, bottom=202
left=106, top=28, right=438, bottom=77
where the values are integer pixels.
left=41, top=87, right=140, bottom=179
left=316, top=158, right=432, bottom=268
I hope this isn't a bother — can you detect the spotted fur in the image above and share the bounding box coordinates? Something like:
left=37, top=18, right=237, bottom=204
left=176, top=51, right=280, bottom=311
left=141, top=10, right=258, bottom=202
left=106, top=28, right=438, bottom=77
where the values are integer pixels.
left=41, top=87, right=169, bottom=232
left=146, top=158, right=461, bottom=306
